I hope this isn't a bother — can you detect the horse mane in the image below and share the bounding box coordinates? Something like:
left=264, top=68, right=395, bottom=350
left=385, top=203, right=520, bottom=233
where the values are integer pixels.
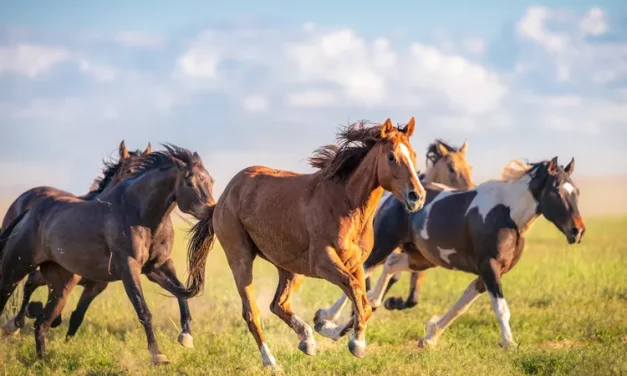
left=88, top=158, right=125, bottom=193
left=499, top=159, right=545, bottom=182
left=425, top=139, right=459, bottom=166
left=309, top=120, right=397, bottom=181
left=128, top=143, right=198, bottom=177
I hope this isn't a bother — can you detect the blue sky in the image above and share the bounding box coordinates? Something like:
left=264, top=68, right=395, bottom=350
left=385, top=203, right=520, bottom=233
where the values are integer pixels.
left=1, top=1, right=626, bottom=200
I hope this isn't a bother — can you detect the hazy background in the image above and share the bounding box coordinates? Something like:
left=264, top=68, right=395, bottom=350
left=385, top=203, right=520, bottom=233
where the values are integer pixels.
left=1, top=0, right=626, bottom=219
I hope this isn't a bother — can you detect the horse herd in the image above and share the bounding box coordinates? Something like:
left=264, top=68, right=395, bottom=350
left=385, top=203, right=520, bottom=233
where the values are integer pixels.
left=0, top=118, right=585, bottom=368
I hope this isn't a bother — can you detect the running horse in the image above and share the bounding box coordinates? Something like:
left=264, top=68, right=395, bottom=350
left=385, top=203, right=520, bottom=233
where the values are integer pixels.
left=316, top=139, right=475, bottom=323
left=0, top=145, right=215, bottom=365
left=2, top=141, right=150, bottom=336
left=187, top=118, right=426, bottom=367
left=367, top=157, right=585, bottom=348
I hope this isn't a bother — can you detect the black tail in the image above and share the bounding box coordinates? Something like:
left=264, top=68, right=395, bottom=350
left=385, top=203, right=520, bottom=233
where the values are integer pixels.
left=171, top=205, right=216, bottom=299
left=0, top=209, right=29, bottom=263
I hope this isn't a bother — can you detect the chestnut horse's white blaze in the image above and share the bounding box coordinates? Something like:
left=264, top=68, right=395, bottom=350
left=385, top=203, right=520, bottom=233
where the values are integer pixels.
left=399, top=143, right=421, bottom=183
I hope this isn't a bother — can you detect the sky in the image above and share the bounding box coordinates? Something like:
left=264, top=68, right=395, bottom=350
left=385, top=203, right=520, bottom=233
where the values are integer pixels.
left=1, top=1, right=626, bottom=200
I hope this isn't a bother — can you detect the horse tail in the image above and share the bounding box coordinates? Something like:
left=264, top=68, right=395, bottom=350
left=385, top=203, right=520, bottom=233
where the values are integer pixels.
left=174, top=205, right=217, bottom=299
left=0, top=209, right=29, bottom=265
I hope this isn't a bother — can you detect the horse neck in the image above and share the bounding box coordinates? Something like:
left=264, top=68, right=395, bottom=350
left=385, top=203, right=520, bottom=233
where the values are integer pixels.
left=127, top=166, right=178, bottom=228
left=422, top=162, right=440, bottom=184
left=489, top=177, right=540, bottom=232
left=344, top=149, right=384, bottom=223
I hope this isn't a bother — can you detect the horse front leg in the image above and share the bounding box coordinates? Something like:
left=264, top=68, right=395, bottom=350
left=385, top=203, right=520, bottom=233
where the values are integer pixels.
left=66, top=279, right=108, bottom=340
left=146, top=259, right=194, bottom=348
left=118, top=254, right=169, bottom=365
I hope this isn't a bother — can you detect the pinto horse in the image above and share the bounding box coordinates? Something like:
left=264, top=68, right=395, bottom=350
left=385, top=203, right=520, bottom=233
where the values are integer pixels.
left=366, top=157, right=585, bottom=348
left=2, top=140, right=150, bottom=336
left=316, top=139, right=475, bottom=322
left=187, top=118, right=425, bottom=367
left=0, top=145, right=215, bottom=365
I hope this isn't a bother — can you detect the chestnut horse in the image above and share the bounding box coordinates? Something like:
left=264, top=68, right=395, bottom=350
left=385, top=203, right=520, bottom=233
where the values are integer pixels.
left=0, top=145, right=215, bottom=365
left=187, top=118, right=426, bottom=367
left=316, top=139, right=475, bottom=323
left=2, top=141, right=150, bottom=336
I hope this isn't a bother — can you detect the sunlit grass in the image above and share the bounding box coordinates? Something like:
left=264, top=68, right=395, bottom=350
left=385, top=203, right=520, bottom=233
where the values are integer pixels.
left=1, top=217, right=626, bottom=375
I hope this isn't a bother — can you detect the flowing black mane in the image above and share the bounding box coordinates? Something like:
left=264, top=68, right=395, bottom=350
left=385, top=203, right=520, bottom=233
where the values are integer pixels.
left=128, top=144, right=198, bottom=177
left=88, top=158, right=125, bottom=194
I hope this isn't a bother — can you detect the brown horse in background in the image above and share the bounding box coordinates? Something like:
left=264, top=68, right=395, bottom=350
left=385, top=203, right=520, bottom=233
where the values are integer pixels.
left=2, top=141, right=151, bottom=336
left=316, top=139, right=475, bottom=322
left=188, top=118, right=426, bottom=367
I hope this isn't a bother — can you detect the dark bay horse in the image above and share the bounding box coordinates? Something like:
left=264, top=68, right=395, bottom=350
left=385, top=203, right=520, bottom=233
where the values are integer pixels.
left=366, top=157, right=585, bottom=348
left=2, top=141, right=150, bottom=336
left=187, top=118, right=426, bottom=367
left=316, top=139, right=475, bottom=322
left=0, top=145, right=215, bottom=365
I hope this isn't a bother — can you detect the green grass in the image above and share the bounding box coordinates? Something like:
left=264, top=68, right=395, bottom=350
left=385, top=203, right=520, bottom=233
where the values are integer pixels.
left=1, top=217, right=626, bottom=376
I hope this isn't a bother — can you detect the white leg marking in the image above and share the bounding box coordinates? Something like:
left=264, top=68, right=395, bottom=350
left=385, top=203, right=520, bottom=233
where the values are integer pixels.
left=368, top=253, right=411, bottom=308
left=260, top=342, right=277, bottom=367
left=318, top=294, right=349, bottom=322
left=420, top=279, right=482, bottom=347
left=291, top=316, right=314, bottom=340
left=489, top=294, right=516, bottom=348
left=437, top=247, right=456, bottom=264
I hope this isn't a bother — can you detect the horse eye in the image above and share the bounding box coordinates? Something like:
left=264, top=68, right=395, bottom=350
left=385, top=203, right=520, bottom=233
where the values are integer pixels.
left=387, top=152, right=395, bottom=162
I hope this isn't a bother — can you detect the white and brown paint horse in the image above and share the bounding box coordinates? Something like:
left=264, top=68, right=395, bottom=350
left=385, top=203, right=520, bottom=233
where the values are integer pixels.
left=365, top=157, right=585, bottom=348
left=316, top=139, right=474, bottom=323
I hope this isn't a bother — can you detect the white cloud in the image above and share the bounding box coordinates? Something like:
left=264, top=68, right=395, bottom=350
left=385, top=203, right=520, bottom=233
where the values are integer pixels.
left=113, top=32, right=164, bottom=48
left=0, top=44, right=71, bottom=77
left=516, top=6, right=626, bottom=85
left=242, top=95, right=268, bottom=112
left=286, top=90, right=337, bottom=108
left=463, top=38, right=486, bottom=54
left=579, top=7, right=607, bottom=36
left=77, top=59, right=117, bottom=82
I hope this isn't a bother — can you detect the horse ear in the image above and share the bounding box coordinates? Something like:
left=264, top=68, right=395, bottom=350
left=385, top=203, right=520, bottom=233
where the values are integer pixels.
left=437, top=142, right=449, bottom=157
left=547, top=156, right=559, bottom=174
left=401, top=117, right=415, bottom=137
left=119, top=140, right=130, bottom=159
left=144, top=142, right=152, bottom=154
left=459, top=140, right=468, bottom=155
left=380, top=118, right=394, bottom=138
left=564, top=157, right=575, bottom=176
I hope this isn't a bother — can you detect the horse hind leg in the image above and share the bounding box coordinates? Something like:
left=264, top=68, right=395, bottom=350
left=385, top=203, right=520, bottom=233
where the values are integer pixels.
left=34, top=263, right=80, bottom=358
left=66, top=279, right=108, bottom=341
left=218, top=216, right=276, bottom=367
left=270, top=268, right=315, bottom=356
left=2, top=270, right=46, bottom=336
left=0, top=244, right=38, bottom=335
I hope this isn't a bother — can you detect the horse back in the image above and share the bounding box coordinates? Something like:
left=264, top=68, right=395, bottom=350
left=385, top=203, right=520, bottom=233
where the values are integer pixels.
left=2, top=186, right=74, bottom=229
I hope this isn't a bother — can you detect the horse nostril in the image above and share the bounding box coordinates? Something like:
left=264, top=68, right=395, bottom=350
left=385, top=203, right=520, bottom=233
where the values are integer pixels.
left=571, top=227, right=581, bottom=237
left=408, top=191, right=418, bottom=202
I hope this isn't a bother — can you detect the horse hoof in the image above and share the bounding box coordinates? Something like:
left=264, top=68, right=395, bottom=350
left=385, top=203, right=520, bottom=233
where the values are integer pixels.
left=417, top=337, right=437, bottom=349
left=348, top=338, right=366, bottom=359
left=298, top=338, right=316, bottom=356
left=178, top=332, right=194, bottom=348
left=384, top=297, right=402, bottom=310
left=26, top=302, right=44, bottom=319
left=313, top=309, right=329, bottom=324
left=500, top=340, right=518, bottom=349
left=2, top=318, right=20, bottom=337
left=151, top=353, right=170, bottom=366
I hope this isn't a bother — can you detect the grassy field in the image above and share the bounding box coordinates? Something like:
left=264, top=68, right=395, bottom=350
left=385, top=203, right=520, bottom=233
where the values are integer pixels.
left=1, top=217, right=626, bottom=376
